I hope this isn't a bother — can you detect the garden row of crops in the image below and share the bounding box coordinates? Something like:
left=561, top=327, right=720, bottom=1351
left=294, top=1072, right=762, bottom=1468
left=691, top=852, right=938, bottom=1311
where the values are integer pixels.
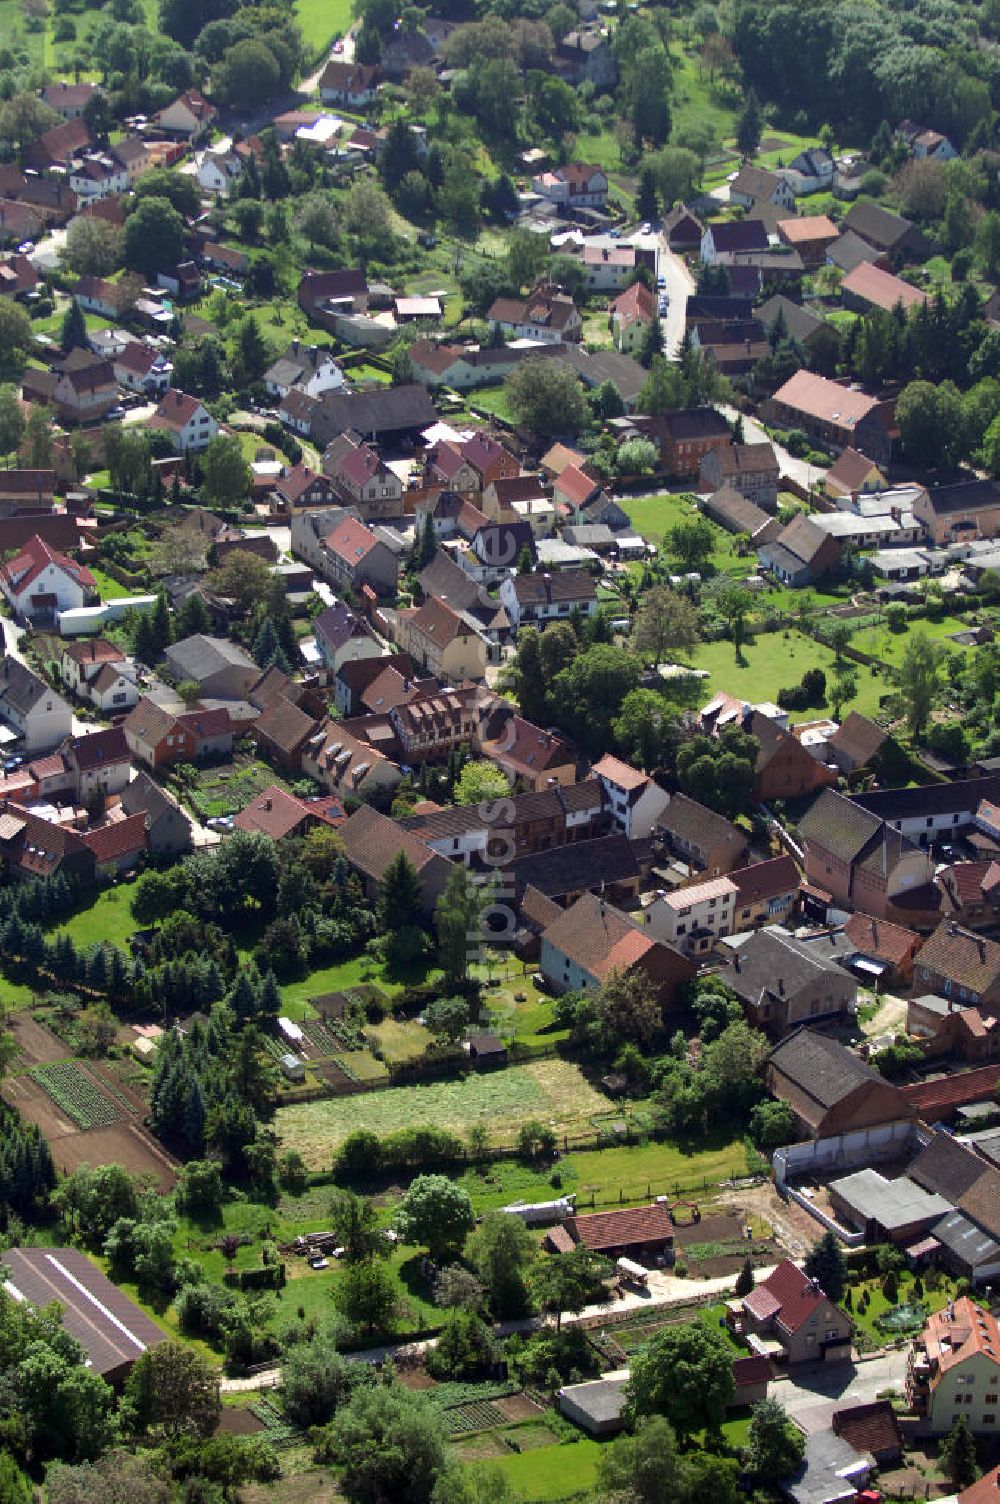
left=30, top=1062, right=120, bottom=1129
left=445, top=1401, right=510, bottom=1436
left=300, top=1019, right=343, bottom=1055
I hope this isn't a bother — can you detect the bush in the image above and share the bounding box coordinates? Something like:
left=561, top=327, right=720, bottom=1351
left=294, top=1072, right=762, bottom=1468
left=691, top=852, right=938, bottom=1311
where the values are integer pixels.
left=952, top=249, right=973, bottom=281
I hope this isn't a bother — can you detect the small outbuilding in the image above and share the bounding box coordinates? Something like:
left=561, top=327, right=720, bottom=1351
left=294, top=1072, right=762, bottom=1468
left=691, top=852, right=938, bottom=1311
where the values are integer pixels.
left=557, top=1375, right=628, bottom=1437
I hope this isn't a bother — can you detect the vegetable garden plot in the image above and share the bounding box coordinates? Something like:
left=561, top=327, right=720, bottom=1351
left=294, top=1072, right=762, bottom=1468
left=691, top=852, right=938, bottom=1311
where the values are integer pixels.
left=29, top=1061, right=123, bottom=1129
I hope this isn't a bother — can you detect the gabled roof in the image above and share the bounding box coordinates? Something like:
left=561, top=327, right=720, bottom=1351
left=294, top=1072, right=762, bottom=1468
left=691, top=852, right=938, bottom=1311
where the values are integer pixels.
left=82, top=812, right=148, bottom=863
left=555, top=463, right=600, bottom=507
left=325, top=514, right=381, bottom=567
left=843, top=912, right=920, bottom=966
left=120, top=769, right=188, bottom=830
left=164, top=634, right=255, bottom=682
left=592, top=753, right=649, bottom=793
left=831, top=1401, right=902, bottom=1460
left=2, top=1246, right=166, bottom=1376
left=916, top=920, right=1000, bottom=995
left=67, top=726, right=130, bottom=772
left=772, top=370, right=881, bottom=428
left=657, top=792, right=744, bottom=856
left=799, top=787, right=883, bottom=864
left=339, top=803, right=440, bottom=880
left=253, top=695, right=317, bottom=754
left=843, top=199, right=914, bottom=251
left=232, top=784, right=316, bottom=839
left=767, top=1027, right=883, bottom=1109
left=744, top=1258, right=834, bottom=1334
left=540, top=891, right=656, bottom=983
left=564, top=1201, right=673, bottom=1252
left=730, top=854, right=800, bottom=907
left=842, top=261, right=928, bottom=313
left=153, top=389, right=206, bottom=430
left=0, top=534, right=95, bottom=596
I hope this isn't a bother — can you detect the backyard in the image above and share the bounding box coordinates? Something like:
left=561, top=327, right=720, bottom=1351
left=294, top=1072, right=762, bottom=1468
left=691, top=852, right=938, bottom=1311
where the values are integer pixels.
left=274, top=1059, right=618, bottom=1166
left=681, top=630, right=891, bottom=722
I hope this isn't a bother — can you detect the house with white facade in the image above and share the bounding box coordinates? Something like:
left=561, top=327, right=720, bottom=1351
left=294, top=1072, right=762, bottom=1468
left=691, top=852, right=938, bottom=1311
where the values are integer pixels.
left=0, top=535, right=96, bottom=621
left=155, top=89, right=217, bottom=140
left=645, top=876, right=738, bottom=956
left=264, top=341, right=345, bottom=401
left=591, top=753, right=670, bottom=839
left=531, top=163, right=608, bottom=208
left=151, top=390, right=219, bottom=452
left=0, top=656, right=73, bottom=753
left=498, top=569, right=597, bottom=630
left=196, top=148, right=244, bottom=195
left=113, top=341, right=172, bottom=397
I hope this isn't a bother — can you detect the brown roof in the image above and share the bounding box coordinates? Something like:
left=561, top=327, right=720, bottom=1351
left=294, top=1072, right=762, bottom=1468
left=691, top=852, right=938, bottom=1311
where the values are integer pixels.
left=62, top=637, right=123, bottom=668
left=825, top=447, right=885, bottom=493
left=772, top=370, right=880, bottom=427
left=2, top=1246, right=166, bottom=1376
left=519, top=883, right=562, bottom=931
left=831, top=1401, right=902, bottom=1460
left=565, top=1201, right=673, bottom=1252
left=339, top=803, right=440, bottom=881
left=253, top=696, right=316, bottom=755
left=540, top=891, right=656, bottom=983
left=153, top=389, right=204, bottom=430
left=82, top=813, right=148, bottom=864
left=842, top=262, right=928, bottom=313
left=843, top=912, right=920, bottom=966
left=555, top=463, right=600, bottom=507
left=592, top=753, right=649, bottom=792
left=917, top=920, right=1000, bottom=995
left=232, top=785, right=313, bottom=839
left=406, top=595, right=467, bottom=649
left=730, top=854, right=800, bottom=907
left=733, top=1354, right=773, bottom=1388
left=827, top=711, right=887, bottom=766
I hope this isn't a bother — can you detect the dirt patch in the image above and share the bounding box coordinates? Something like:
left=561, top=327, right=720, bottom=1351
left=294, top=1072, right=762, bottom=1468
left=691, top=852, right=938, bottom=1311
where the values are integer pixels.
left=396, top=1367, right=437, bottom=1391
left=760, top=135, right=792, bottom=152
left=217, top=1406, right=268, bottom=1435
left=507, top=1424, right=558, bottom=1450
left=2, top=1074, right=176, bottom=1189
left=9, top=1014, right=71, bottom=1067
left=240, top=1475, right=342, bottom=1504
left=688, top=1254, right=748, bottom=1278
left=726, top=1181, right=816, bottom=1258
left=675, top=1211, right=745, bottom=1248
left=494, top=1393, right=545, bottom=1423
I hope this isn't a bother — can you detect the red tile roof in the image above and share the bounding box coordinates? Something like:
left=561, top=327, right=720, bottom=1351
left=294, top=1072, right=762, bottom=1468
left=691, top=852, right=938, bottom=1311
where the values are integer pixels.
left=232, top=785, right=313, bottom=840
left=555, top=463, right=599, bottom=507
left=153, top=390, right=205, bottom=430
left=592, top=753, right=649, bottom=792
left=831, top=1400, right=902, bottom=1460
left=844, top=912, right=921, bottom=966
left=81, top=812, right=148, bottom=864
left=902, top=1063, right=1000, bottom=1116
left=325, top=514, right=379, bottom=566
left=0, top=534, right=95, bottom=597
left=746, top=1259, right=829, bottom=1334
left=564, top=1201, right=674, bottom=1253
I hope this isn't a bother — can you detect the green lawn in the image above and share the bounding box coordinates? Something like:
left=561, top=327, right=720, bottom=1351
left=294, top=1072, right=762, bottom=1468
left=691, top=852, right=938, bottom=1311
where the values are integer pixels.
left=275, top=1059, right=615, bottom=1166
left=490, top=1437, right=605, bottom=1500
left=849, top=615, right=971, bottom=669
left=91, top=567, right=135, bottom=602
left=294, top=0, right=351, bottom=53
left=670, top=49, right=740, bottom=145
left=682, top=630, right=890, bottom=722
left=847, top=1271, right=964, bottom=1348
left=53, top=880, right=141, bottom=952
left=458, top=1131, right=747, bottom=1214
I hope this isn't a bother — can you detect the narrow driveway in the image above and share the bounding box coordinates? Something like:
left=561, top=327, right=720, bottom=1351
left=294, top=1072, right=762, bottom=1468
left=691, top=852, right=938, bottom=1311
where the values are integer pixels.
left=771, top=1350, right=909, bottom=1434
left=657, top=242, right=695, bottom=357
left=718, top=403, right=821, bottom=491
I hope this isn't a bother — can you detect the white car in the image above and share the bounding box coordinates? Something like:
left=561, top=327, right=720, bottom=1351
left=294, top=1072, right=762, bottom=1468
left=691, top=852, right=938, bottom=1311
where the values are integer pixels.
left=640, top=221, right=652, bottom=235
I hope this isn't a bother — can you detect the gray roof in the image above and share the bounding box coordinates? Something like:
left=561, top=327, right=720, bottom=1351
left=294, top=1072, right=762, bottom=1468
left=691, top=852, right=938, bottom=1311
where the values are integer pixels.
left=798, top=788, right=882, bottom=865
left=767, top=1027, right=880, bottom=1108
left=931, top=1209, right=1000, bottom=1270
left=121, top=769, right=189, bottom=830
left=556, top=345, right=647, bottom=403
left=826, top=231, right=882, bottom=274
left=829, top=1169, right=951, bottom=1230
left=558, top=1376, right=628, bottom=1425
left=657, top=792, right=744, bottom=856
left=784, top=1428, right=868, bottom=1504
left=163, top=634, right=255, bottom=683
left=909, top=1130, right=989, bottom=1201
left=723, top=931, right=848, bottom=1012
left=0, top=655, right=58, bottom=716
left=314, top=383, right=436, bottom=436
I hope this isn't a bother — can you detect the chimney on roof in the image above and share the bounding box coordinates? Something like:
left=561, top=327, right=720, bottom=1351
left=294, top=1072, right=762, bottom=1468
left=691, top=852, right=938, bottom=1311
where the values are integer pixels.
left=778, top=977, right=784, bottom=995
